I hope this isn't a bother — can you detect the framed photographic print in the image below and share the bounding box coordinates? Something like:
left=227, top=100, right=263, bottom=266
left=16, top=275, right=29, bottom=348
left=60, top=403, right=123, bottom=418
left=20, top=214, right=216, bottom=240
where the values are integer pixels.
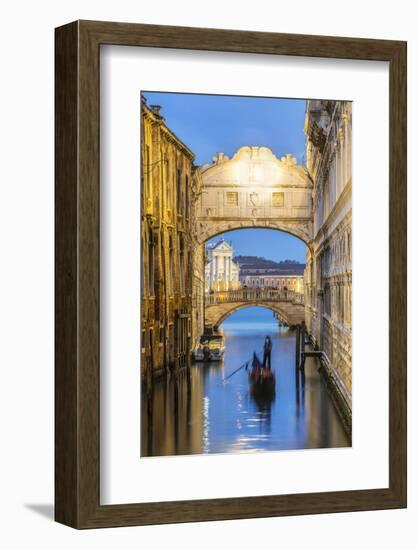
left=55, top=20, right=406, bottom=528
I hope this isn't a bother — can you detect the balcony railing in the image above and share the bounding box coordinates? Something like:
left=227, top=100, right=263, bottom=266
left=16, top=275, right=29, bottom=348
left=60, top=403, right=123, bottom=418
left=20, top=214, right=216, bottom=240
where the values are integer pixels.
left=205, top=288, right=305, bottom=305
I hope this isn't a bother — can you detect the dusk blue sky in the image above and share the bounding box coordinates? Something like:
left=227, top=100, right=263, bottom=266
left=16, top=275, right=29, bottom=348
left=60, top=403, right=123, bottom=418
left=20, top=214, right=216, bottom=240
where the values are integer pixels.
left=142, top=92, right=307, bottom=166
left=207, top=229, right=306, bottom=263
left=142, top=92, right=307, bottom=262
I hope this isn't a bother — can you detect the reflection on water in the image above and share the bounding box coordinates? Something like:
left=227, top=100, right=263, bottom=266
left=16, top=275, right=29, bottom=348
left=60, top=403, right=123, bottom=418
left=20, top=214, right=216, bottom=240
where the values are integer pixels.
left=141, top=308, right=350, bottom=457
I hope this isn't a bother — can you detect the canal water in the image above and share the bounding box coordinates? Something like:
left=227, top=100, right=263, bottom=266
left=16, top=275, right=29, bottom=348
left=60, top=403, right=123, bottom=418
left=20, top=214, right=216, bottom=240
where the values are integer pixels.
left=141, top=307, right=350, bottom=457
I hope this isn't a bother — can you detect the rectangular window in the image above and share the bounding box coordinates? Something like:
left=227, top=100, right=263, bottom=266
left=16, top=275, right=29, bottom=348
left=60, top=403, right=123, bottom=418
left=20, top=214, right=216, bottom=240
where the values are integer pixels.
left=272, top=192, right=284, bottom=207
left=161, top=153, right=165, bottom=212
left=179, top=235, right=185, bottom=294
left=185, top=175, right=189, bottom=219
left=226, top=192, right=238, bottom=206
left=145, top=144, right=152, bottom=198
left=168, top=235, right=174, bottom=295
left=169, top=324, right=174, bottom=361
left=324, top=284, right=331, bottom=316
left=177, top=169, right=182, bottom=211
left=166, top=158, right=171, bottom=208
left=148, top=236, right=154, bottom=296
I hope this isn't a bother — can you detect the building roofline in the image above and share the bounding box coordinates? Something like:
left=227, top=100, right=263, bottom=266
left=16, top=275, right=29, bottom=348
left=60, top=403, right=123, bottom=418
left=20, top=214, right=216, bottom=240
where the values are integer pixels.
left=141, top=97, right=195, bottom=161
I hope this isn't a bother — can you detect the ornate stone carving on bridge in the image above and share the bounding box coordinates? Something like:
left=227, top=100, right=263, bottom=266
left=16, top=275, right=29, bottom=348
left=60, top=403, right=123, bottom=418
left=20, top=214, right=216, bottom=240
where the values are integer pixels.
left=196, top=146, right=313, bottom=246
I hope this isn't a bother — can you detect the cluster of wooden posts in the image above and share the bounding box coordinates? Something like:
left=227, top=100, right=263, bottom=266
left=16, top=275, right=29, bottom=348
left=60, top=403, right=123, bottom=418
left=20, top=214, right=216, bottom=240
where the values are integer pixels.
left=295, top=321, right=323, bottom=371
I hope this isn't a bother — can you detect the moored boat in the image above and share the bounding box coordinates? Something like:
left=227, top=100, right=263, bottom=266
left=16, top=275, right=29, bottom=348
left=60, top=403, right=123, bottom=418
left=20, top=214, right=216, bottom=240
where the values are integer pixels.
left=193, top=326, right=225, bottom=362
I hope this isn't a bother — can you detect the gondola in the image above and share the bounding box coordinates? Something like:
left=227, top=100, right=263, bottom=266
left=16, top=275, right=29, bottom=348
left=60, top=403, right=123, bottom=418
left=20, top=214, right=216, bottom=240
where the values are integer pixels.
left=248, top=352, right=276, bottom=394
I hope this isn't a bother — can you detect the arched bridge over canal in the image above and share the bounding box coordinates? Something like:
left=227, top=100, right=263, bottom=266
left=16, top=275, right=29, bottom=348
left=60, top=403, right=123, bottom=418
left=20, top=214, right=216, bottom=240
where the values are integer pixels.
left=195, top=146, right=314, bottom=247
left=204, top=289, right=305, bottom=329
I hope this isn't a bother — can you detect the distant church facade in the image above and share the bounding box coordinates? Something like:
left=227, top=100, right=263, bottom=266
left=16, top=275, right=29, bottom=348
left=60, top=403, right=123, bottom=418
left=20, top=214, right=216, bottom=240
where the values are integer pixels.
left=205, top=239, right=240, bottom=292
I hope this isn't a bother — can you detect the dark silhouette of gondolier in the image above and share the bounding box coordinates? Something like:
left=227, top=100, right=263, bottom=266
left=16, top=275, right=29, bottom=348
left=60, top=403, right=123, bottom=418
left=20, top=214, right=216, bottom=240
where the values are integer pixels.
left=263, top=336, right=272, bottom=369
left=252, top=351, right=262, bottom=371
left=203, top=341, right=210, bottom=362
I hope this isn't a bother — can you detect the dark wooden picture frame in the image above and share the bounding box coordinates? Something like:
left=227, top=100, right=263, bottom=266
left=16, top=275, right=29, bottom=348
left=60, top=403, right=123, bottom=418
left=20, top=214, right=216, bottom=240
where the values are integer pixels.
left=55, top=20, right=407, bottom=529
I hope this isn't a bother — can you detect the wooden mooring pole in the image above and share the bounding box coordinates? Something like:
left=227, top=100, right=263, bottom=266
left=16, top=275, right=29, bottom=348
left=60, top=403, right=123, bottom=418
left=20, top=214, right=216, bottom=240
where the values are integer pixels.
left=300, top=322, right=306, bottom=370
left=295, top=324, right=301, bottom=370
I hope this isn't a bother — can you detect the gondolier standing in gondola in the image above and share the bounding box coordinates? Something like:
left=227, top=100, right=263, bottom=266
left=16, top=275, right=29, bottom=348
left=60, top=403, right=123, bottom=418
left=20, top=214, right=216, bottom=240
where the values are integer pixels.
left=263, top=336, right=272, bottom=369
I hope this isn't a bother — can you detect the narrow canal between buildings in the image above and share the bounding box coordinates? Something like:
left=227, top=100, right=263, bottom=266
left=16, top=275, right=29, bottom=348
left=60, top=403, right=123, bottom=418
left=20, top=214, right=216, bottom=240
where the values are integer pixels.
left=141, top=307, right=350, bottom=457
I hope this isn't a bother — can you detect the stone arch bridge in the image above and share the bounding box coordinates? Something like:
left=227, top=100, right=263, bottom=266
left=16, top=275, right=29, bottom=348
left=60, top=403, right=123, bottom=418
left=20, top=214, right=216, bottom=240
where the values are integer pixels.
left=192, top=145, right=311, bottom=345
left=195, top=146, right=313, bottom=246
left=205, top=289, right=305, bottom=330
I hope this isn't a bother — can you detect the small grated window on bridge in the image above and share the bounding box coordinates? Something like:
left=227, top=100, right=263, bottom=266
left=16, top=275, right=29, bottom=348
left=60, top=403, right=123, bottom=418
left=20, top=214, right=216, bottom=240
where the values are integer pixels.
left=226, top=192, right=238, bottom=205
left=272, top=192, right=285, bottom=207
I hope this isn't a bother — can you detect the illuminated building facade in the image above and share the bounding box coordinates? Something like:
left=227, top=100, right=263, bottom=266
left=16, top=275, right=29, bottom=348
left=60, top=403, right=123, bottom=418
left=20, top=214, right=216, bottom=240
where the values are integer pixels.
left=204, top=239, right=240, bottom=292
left=141, top=98, right=201, bottom=378
left=304, top=100, right=352, bottom=412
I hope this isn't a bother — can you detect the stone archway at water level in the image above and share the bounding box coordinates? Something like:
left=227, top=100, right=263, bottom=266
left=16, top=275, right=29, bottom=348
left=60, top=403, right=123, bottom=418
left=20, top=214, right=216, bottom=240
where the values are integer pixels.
left=205, top=299, right=305, bottom=330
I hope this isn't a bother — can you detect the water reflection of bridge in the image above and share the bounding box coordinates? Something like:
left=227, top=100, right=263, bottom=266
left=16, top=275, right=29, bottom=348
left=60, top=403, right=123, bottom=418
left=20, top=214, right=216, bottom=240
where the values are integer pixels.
left=204, top=288, right=305, bottom=329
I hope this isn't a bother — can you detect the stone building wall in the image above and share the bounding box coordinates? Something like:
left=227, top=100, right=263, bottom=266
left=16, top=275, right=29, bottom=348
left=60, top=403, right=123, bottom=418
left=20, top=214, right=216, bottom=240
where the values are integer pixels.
left=141, top=98, right=202, bottom=379
left=305, top=100, right=352, bottom=408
